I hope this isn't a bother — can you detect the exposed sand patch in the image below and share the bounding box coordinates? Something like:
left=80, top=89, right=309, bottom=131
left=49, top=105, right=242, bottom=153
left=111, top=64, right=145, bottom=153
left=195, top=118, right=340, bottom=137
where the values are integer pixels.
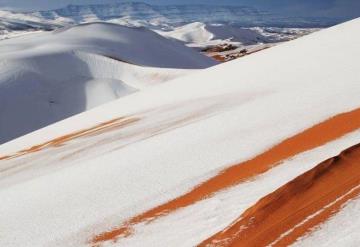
left=91, top=107, right=360, bottom=245
left=207, top=46, right=270, bottom=62
left=200, top=143, right=360, bottom=247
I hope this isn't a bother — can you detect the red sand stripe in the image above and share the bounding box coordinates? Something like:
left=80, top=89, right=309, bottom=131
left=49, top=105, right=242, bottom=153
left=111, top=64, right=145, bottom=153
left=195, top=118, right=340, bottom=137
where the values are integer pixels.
left=91, top=107, right=360, bottom=245
left=0, top=117, right=139, bottom=161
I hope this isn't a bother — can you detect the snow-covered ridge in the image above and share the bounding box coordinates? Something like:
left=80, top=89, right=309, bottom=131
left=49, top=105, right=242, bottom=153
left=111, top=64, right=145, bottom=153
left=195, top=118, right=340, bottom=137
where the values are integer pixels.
left=0, top=9, right=61, bottom=39
left=32, top=3, right=263, bottom=26
left=31, top=3, right=339, bottom=27
left=0, top=22, right=215, bottom=144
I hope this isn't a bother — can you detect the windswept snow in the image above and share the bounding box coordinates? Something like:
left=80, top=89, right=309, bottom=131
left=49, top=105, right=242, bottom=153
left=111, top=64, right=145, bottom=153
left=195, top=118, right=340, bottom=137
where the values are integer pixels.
left=0, top=17, right=359, bottom=247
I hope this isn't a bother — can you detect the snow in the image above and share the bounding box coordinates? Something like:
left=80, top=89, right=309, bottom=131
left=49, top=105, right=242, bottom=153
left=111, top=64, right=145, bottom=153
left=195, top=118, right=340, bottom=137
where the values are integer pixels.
left=293, top=195, right=360, bottom=247
left=0, top=9, right=58, bottom=26
left=0, top=9, right=61, bottom=40
left=0, top=17, right=359, bottom=247
left=156, top=22, right=318, bottom=49
left=156, top=22, right=214, bottom=45
left=0, top=22, right=216, bottom=69
left=29, top=3, right=339, bottom=28
left=0, top=22, right=213, bottom=144
left=156, top=22, right=269, bottom=48
left=0, top=4, right=321, bottom=45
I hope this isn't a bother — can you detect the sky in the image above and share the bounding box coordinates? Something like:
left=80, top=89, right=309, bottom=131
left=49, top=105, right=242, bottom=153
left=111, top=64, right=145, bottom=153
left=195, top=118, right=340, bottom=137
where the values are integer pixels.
left=0, top=0, right=359, bottom=19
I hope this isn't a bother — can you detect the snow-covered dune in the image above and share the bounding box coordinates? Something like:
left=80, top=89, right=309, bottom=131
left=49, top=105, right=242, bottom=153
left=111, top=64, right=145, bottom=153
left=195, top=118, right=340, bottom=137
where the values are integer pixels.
left=0, top=22, right=216, bottom=68
left=0, top=18, right=360, bottom=247
left=157, top=22, right=272, bottom=47
left=0, top=22, right=215, bottom=144
left=156, top=22, right=214, bottom=44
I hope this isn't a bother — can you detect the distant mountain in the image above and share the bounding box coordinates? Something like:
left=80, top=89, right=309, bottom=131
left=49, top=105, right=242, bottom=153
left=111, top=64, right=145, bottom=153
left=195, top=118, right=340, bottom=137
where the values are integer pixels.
left=0, top=9, right=62, bottom=39
left=32, top=3, right=341, bottom=27
left=0, top=2, right=342, bottom=40
left=1, top=2, right=342, bottom=30
left=32, top=3, right=264, bottom=26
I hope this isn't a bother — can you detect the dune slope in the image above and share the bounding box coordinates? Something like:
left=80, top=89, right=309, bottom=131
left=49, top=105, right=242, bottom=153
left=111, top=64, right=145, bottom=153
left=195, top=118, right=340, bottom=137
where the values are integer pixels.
left=0, top=18, right=359, bottom=247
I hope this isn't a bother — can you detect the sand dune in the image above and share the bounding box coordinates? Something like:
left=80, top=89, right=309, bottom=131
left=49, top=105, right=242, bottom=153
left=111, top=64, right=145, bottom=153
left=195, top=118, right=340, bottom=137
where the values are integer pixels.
left=0, top=18, right=359, bottom=247
left=0, top=22, right=211, bottom=144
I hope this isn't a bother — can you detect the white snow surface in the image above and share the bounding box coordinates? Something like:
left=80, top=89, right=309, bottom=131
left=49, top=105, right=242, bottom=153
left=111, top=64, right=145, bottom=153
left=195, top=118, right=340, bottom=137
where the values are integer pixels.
left=156, top=22, right=214, bottom=44
left=0, top=22, right=215, bottom=68
left=0, top=18, right=360, bottom=247
left=0, top=22, right=214, bottom=144
left=293, top=195, right=360, bottom=247
left=156, top=22, right=271, bottom=47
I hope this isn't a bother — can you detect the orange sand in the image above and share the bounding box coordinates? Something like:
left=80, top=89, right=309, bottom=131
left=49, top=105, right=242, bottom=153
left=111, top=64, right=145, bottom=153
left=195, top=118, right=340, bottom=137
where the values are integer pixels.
left=200, top=143, right=360, bottom=247
left=91, top=107, right=360, bottom=245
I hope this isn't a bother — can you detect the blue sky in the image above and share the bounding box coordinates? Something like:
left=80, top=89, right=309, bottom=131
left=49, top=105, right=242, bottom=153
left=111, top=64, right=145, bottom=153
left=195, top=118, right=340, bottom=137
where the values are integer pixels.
left=0, top=0, right=359, bottom=19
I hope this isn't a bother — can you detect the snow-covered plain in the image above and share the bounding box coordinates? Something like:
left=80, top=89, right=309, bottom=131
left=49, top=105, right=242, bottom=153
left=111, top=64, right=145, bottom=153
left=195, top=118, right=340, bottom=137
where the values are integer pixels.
left=0, top=22, right=215, bottom=144
left=0, top=18, right=359, bottom=247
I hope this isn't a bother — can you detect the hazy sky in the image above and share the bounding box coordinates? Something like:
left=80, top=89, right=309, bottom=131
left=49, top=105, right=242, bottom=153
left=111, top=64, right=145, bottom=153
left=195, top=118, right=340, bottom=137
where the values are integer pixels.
left=0, top=0, right=359, bottom=19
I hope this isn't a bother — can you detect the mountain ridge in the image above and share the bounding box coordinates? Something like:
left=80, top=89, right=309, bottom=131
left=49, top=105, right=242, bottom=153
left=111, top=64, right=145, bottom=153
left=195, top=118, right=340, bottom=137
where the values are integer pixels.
left=5, top=2, right=342, bottom=28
